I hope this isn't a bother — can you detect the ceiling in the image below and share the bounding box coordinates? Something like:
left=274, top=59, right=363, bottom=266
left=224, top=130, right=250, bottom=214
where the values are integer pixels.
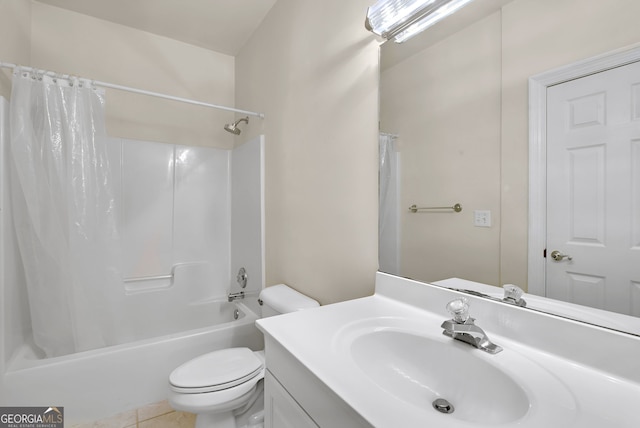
left=35, top=0, right=278, bottom=56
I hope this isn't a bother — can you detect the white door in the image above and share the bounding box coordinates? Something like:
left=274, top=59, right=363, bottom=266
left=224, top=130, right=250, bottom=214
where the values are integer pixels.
left=546, top=61, right=640, bottom=315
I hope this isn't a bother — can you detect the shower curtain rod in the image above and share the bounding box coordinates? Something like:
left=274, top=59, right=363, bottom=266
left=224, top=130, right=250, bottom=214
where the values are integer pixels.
left=0, top=61, right=265, bottom=119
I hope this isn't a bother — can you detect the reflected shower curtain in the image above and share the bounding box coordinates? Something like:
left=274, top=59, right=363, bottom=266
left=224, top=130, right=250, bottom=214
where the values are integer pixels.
left=379, top=133, right=395, bottom=237
left=10, top=68, right=124, bottom=357
left=379, top=133, right=399, bottom=273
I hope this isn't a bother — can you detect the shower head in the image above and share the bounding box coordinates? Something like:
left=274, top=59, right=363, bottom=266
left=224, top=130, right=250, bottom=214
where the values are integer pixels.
left=224, top=117, right=249, bottom=135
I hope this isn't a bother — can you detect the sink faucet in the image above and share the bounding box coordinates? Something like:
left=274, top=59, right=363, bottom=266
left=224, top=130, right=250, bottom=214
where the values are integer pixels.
left=441, top=298, right=502, bottom=354
left=503, top=284, right=527, bottom=307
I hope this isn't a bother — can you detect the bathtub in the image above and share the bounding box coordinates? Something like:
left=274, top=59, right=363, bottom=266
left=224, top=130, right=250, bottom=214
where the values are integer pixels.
left=0, top=94, right=266, bottom=423
left=0, top=298, right=264, bottom=424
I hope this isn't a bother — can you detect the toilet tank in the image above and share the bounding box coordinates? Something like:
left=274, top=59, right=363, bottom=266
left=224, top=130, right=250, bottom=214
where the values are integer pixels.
left=259, top=284, right=319, bottom=317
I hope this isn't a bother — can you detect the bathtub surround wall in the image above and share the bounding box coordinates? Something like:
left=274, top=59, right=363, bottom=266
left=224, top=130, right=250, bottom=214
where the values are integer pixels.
left=231, top=136, right=266, bottom=294
left=114, top=139, right=231, bottom=293
left=109, top=137, right=265, bottom=342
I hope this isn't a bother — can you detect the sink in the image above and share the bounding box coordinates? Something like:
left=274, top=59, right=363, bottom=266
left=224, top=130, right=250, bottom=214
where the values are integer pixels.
left=333, top=316, right=577, bottom=426
left=258, top=274, right=638, bottom=427
left=351, top=330, right=529, bottom=424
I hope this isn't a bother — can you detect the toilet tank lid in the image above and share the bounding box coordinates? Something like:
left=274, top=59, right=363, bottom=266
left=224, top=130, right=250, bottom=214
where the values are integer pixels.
left=259, top=284, right=320, bottom=313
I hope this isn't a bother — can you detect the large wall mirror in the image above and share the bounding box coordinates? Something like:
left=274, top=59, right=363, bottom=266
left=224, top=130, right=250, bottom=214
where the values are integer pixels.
left=378, top=0, right=640, bottom=336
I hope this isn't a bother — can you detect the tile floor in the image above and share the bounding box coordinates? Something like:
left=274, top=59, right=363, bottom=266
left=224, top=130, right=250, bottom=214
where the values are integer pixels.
left=70, top=400, right=195, bottom=428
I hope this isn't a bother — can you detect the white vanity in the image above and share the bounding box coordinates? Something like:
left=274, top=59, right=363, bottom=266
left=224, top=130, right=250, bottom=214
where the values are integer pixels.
left=256, top=272, right=640, bottom=427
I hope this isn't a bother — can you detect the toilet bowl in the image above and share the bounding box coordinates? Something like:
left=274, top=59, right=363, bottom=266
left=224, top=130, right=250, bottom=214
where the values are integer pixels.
left=169, top=347, right=265, bottom=428
left=168, top=284, right=319, bottom=428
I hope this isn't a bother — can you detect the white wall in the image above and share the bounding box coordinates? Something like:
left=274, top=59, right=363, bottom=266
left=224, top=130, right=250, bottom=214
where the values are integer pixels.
left=0, top=0, right=30, bottom=99
left=235, top=0, right=380, bottom=304
left=29, top=2, right=236, bottom=149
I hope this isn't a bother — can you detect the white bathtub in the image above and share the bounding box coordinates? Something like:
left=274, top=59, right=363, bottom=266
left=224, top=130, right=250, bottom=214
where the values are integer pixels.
left=0, top=299, right=263, bottom=424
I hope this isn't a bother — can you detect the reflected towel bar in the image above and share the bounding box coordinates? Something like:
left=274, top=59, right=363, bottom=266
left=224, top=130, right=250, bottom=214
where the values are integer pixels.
left=409, top=203, right=462, bottom=213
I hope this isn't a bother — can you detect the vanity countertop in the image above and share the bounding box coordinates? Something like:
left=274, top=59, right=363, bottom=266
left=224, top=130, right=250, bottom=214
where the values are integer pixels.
left=257, top=273, right=640, bottom=428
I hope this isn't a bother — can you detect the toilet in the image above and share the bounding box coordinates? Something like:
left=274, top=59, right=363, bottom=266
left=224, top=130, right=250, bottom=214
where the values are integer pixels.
left=168, top=284, right=319, bottom=428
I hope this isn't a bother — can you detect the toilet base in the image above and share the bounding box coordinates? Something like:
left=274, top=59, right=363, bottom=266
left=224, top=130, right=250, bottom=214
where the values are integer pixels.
left=194, top=411, right=235, bottom=428
left=192, top=403, right=264, bottom=428
left=173, top=380, right=264, bottom=428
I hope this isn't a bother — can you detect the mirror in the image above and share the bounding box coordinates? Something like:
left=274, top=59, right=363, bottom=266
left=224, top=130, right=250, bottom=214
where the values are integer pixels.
left=378, top=0, right=640, bottom=336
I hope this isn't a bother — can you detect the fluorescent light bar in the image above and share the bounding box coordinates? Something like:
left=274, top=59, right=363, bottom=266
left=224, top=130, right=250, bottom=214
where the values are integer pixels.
left=365, top=0, right=475, bottom=43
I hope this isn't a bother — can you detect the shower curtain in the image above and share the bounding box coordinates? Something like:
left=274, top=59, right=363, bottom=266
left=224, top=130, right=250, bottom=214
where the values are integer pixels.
left=379, top=133, right=399, bottom=273
left=9, top=68, right=125, bottom=357
left=379, top=133, right=395, bottom=237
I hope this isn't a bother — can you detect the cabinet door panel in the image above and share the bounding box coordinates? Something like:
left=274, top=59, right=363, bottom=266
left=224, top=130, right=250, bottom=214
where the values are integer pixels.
left=264, top=371, right=319, bottom=428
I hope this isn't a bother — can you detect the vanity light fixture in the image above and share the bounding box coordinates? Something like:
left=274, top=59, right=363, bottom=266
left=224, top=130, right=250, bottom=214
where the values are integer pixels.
left=365, top=0, right=475, bottom=43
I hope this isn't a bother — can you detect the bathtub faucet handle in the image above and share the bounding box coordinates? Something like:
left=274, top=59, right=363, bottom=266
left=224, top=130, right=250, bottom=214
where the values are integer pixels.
left=237, top=267, right=248, bottom=288
left=228, top=291, right=245, bottom=302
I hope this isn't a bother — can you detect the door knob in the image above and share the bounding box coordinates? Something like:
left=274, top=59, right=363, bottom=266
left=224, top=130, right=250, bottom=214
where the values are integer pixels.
left=550, top=250, right=572, bottom=262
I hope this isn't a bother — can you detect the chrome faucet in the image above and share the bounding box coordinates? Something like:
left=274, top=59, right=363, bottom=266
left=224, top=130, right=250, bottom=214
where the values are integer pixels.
left=503, top=284, right=527, bottom=307
left=228, top=291, right=245, bottom=302
left=441, top=298, right=502, bottom=354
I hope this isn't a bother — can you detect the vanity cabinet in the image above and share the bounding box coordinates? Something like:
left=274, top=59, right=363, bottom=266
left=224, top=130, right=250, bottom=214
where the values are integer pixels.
left=262, top=337, right=372, bottom=428
left=257, top=272, right=640, bottom=428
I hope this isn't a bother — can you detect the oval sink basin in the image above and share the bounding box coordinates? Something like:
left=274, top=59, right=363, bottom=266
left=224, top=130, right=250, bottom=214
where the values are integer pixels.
left=351, top=330, right=529, bottom=425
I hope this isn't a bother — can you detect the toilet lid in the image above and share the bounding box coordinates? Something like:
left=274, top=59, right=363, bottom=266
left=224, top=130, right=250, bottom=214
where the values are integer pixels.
left=169, top=347, right=263, bottom=393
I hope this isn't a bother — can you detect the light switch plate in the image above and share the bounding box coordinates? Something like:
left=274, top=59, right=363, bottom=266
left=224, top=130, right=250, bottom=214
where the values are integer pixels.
left=474, top=210, right=491, bottom=227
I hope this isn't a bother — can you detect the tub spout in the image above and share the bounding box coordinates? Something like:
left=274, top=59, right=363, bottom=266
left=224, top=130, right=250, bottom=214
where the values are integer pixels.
left=228, top=291, right=245, bottom=302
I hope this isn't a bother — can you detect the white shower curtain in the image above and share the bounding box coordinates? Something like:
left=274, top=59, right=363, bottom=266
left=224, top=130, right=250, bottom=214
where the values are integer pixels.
left=379, top=133, right=400, bottom=274
left=379, top=133, right=395, bottom=238
left=9, top=68, right=125, bottom=357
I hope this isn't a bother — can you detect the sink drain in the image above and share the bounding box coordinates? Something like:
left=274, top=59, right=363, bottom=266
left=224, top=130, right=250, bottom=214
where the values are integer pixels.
left=432, top=398, right=455, bottom=414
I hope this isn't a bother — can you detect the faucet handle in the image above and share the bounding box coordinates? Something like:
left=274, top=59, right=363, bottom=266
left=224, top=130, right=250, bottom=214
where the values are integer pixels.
left=446, top=297, right=470, bottom=323
left=503, top=284, right=526, bottom=306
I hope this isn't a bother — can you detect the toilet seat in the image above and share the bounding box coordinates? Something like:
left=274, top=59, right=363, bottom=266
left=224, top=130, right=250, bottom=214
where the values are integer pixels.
left=169, top=348, right=263, bottom=394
